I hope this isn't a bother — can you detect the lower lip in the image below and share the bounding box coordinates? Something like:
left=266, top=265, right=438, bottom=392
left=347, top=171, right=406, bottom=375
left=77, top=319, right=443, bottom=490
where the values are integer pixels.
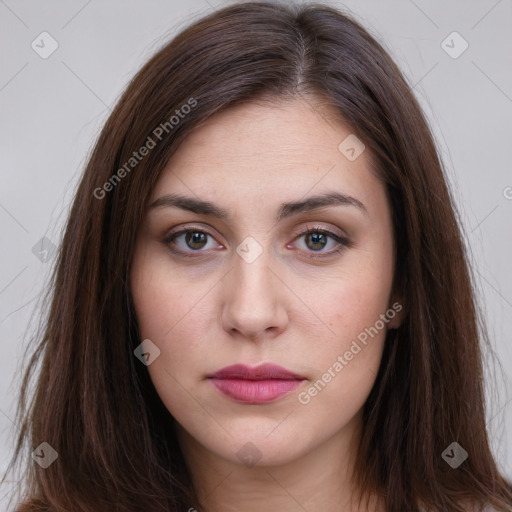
left=209, top=378, right=303, bottom=404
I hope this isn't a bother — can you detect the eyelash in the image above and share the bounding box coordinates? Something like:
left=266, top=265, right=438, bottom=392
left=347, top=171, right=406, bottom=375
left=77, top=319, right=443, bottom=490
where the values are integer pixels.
left=161, top=224, right=351, bottom=259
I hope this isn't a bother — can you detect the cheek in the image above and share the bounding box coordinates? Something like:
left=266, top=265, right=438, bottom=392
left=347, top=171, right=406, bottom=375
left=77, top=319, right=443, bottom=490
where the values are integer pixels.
left=299, top=251, right=394, bottom=348
left=130, top=261, right=210, bottom=424
left=131, top=246, right=207, bottom=343
left=130, top=249, right=220, bottom=394
left=304, top=280, right=389, bottom=399
left=131, top=282, right=211, bottom=382
left=295, top=278, right=391, bottom=436
left=293, top=250, right=393, bottom=406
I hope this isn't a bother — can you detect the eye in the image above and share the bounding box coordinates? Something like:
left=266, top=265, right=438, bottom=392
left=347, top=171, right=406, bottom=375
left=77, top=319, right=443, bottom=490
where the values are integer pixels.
left=162, top=225, right=350, bottom=259
left=292, top=225, right=351, bottom=257
left=162, top=227, right=222, bottom=257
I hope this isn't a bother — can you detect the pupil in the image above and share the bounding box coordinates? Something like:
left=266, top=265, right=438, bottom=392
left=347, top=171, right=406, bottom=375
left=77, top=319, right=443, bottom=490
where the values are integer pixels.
left=187, top=232, right=207, bottom=249
left=308, top=233, right=326, bottom=250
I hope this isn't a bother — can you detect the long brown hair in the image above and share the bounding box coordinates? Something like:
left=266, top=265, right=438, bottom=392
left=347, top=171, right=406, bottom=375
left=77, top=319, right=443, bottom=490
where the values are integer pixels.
left=4, top=2, right=511, bottom=511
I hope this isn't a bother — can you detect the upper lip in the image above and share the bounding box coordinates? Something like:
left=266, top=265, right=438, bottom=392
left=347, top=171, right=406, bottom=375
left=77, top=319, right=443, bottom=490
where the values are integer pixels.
left=207, top=363, right=304, bottom=380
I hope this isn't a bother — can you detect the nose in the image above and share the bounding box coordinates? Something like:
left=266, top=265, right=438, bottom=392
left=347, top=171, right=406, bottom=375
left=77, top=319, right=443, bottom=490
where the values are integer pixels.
left=220, top=248, right=289, bottom=342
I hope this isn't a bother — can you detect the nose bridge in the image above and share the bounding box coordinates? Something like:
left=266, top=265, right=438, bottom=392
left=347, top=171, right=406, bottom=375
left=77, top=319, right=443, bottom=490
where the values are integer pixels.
left=232, top=231, right=273, bottom=288
left=221, top=238, right=287, bottom=339
left=237, top=248, right=271, bottom=295
left=232, top=241, right=275, bottom=310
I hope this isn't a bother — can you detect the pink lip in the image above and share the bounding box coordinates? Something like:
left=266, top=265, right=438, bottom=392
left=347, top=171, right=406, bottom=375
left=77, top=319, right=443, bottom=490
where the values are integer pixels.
left=207, top=364, right=305, bottom=404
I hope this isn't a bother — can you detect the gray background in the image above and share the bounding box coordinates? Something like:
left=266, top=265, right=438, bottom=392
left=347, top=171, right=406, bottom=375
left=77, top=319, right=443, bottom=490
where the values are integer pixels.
left=1, top=0, right=511, bottom=507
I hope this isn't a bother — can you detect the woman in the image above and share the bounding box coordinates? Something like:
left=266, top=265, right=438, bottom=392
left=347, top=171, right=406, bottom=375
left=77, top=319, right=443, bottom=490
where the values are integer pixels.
left=4, top=2, right=512, bottom=511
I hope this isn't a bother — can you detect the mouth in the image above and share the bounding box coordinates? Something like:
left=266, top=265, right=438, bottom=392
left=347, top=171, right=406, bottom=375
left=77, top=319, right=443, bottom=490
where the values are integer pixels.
left=206, top=363, right=306, bottom=404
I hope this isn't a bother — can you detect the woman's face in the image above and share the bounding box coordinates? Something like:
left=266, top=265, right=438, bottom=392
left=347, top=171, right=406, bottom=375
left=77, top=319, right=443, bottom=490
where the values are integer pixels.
left=131, top=97, right=400, bottom=468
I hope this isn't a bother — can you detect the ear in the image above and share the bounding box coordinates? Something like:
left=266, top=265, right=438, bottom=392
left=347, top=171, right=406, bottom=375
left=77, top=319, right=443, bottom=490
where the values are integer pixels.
left=386, top=297, right=406, bottom=330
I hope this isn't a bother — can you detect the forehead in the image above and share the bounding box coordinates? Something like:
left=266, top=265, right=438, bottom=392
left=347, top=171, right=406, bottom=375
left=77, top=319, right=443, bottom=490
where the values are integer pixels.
left=150, top=98, right=384, bottom=218
left=167, top=98, right=361, bottom=168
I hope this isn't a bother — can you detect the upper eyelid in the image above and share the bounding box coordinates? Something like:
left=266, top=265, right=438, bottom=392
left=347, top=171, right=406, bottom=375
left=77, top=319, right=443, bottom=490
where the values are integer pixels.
left=163, top=224, right=221, bottom=243
left=164, top=223, right=344, bottom=240
left=163, top=225, right=348, bottom=251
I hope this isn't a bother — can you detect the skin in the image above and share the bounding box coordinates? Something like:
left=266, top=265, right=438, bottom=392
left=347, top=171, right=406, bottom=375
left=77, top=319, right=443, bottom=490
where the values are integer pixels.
left=130, top=97, right=403, bottom=512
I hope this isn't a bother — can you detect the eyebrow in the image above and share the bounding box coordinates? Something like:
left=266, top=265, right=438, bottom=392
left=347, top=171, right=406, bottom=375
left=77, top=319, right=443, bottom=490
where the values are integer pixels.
left=149, top=191, right=368, bottom=222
